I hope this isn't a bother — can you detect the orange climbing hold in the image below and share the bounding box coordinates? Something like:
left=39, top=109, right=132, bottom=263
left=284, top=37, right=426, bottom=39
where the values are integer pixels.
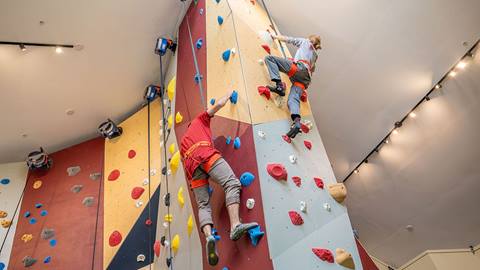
left=131, top=187, right=145, bottom=200
left=312, top=248, right=334, bottom=263
left=109, top=230, right=122, bottom=247
left=304, top=140, right=312, bottom=150
left=292, top=176, right=301, bottom=187
left=267, top=163, right=287, bottom=181
left=288, top=211, right=304, bottom=226
left=128, top=150, right=136, bottom=159
left=108, top=169, right=120, bottom=181
left=261, top=44, right=271, bottom=54
left=314, top=177, right=324, bottom=189
left=258, top=86, right=271, bottom=100
left=154, top=240, right=161, bottom=257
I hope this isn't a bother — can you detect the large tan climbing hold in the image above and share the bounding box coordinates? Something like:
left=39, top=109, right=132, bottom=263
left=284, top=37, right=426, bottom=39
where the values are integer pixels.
left=21, top=234, right=33, bottom=243
left=0, top=211, right=7, bottom=218
left=172, top=234, right=180, bottom=254
left=1, top=220, right=12, bottom=228
left=335, top=248, right=355, bottom=269
left=328, top=183, right=347, bottom=204
left=33, top=180, right=43, bottom=189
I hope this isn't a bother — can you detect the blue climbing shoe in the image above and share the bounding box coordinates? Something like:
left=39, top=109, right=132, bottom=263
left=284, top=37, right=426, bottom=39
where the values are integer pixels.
left=206, top=235, right=219, bottom=266
left=230, top=222, right=259, bottom=241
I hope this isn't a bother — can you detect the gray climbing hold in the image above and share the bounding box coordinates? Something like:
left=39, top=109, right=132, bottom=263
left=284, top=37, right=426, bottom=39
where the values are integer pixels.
left=41, top=228, right=55, bottom=240
left=70, top=184, right=83, bottom=194
left=137, top=254, right=146, bottom=262
left=67, top=166, right=81, bottom=176
left=89, top=172, right=101, bottom=180
left=82, top=197, right=94, bottom=207
left=22, top=256, right=37, bottom=267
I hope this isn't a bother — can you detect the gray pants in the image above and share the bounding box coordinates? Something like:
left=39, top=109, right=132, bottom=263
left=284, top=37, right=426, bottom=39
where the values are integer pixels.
left=192, top=158, right=241, bottom=229
left=264, top=55, right=311, bottom=119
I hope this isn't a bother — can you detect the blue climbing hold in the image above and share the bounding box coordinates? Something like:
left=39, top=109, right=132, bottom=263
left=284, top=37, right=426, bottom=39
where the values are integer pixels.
left=35, top=203, right=43, bottom=208
left=230, top=90, right=238, bottom=104
left=194, top=73, right=203, bottom=84
left=248, top=225, right=265, bottom=247
left=24, top=211, right=31, bottom=218
left=0, top=178, right=10, bottom=185
left=211, top=228, right=221, bottom=242
left=40, top=210, right=48, bottom=217
left=0, top=262, right=5, bottom=270
left=215, top=0, right=221, bottom=3
left=49, top=239, right=57, bottom=247
left=208, top=186, right=213, bottom=196
left=43, top=256, right=52, bottom=264
left=196, top=38, right=203, bottom=49
left=29, top=218, right=37, bottom=225
left=226, top=136, right=232, bottom=145
left=240, top=172, right=255, bottom=187
left=222, top=268, right=229, bottom=270
left=217, top=16, right=224, bottom=25
left=233, top=137, right=241, bottom=149
left=210, top=98, right=216, bottom=105
left=222, top=49, right=231, bottom=62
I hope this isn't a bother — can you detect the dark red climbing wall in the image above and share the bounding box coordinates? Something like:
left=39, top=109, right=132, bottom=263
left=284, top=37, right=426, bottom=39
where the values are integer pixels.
left=9, top=138, right=104, bottom=270
left=356, top=238, right=379, bottom=270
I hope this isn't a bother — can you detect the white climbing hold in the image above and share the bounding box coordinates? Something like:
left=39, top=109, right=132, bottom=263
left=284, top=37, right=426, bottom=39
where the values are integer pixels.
left=289, top=155, right=297, bottom=164
left=142, top=178, right=149, bottom=186
left=258, top=59, right=264, bottom=65
left=246, top=198, right=255, bottom=210
left=135, top=200, right=143, bottom=208
left=164, top=240, right=170, bottom=248
left=167, top=169, right=172, bottom=175
left=137, top=254, right=146, bottom=262
left=274, top=95, right=284, bottom=107
left=300, top=201, right=307, bottom=213
left=323, top=202, right=331, bottom=212
left=163, top=222, right=169, bottom=228
left=150, top=168, right=157, bottom=176
left=257, top=130, right=266, bottom=139
left=302, top=119, right=314, bottom=129
left=230, top=48, right=236, bottom=55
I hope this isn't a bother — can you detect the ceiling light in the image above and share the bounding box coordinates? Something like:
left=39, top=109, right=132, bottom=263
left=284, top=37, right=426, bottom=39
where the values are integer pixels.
left=456, top=61, right=467, bottom=69
left=65, top=109, right=75, bottom=115
left=385, top=138, right=390, bottom=144
left=55, top=46, right=63, bottom=54
left=409, top=112, right=416, bottom=118
left=353, top=169, right=359, bottom=174
left=449, top=71, right=457, bottom=77
left=19, top=44, right=26, bottom=51
left=435, top=84, right=441, bottom=89
left=393, top=129, right=399, bottom=135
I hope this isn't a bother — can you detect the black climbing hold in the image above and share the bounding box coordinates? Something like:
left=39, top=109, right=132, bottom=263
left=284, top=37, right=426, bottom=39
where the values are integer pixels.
left=166, top=257, right=172, bottom=267
left=83, top=197, right=94, bottom=207
left=160, top=236, right=166, bottom=246
left=164, top=193, right=170, bottom=207
left=41, top=228, right=55, bottom=240
left=162, top=166, right=167, bottom=175
left=22, top=256, right=37, bottom=267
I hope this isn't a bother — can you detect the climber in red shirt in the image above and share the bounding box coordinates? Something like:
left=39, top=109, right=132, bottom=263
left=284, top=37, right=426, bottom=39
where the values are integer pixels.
left=180, top=91, right=258, bottom=266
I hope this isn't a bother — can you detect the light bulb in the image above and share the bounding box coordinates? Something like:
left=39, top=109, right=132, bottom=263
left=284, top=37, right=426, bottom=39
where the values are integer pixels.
left=456, top=61, right=467, bottom=69
left=55, top=47, right=63, bottom=54
left=385, top=139, right=390, bottom=144
left=409, top=112, right=416, bottom=118
left=449, top=71, right=457, bottom=77
left=353, top=169, right=359, bottom=174
left=20, top=44, right=27, bottom=51
left=435, top=84, right=441, bottom=89
left=393, top=129, right=399, bottom=135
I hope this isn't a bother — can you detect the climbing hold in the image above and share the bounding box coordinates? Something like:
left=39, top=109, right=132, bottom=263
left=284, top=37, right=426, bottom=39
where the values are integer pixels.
left=233, top=137, right=241, bottom=149
left=166, top=257, right=172, bottom=267
left=304, top=140, right=312, bottom=150
left=33, top=180, right=42, bottom=189
left=300, top=90, right=308, bottom=102
left=128, top=149, right=136, bottom=159
left=217, top=15, right=224, bottom=25
left=266, top=163, right=288, bottom=181
left=142, top=178, right=149, bottom=186
left=28, top=218, right=36, bottom=225
left=137, top=254, right=146, bottom=262
left=145, top=219, right=152, bottom=226
left=154, top=240, right=161, bottom=257
left=40, top=210, right=48, bottom=217
left=312, top=248, right=334, bottom=263
left=314, top=177, right=324, bottom=189
left=215, top=0, right=221, bottom=3
left=303, top=119, right=314, bottom=129
left=261, top=44, right=271, bottom=54
left=210, top=98, right=215, bottom=105
left=109, top=230, right=122, bottom=247
left=246, top=198, right=255, bottom=210
left=199, top=8, right=204, bottom=15
left=187, top=215, right=194, bottom=236
left=289, top=154, right=297, bottom=164
left=257, top=86, right=271, bottom=100
left=257, top=130, right=266, bottom=138
left=82, top=197, right=94, bottom=207
left=211, top=228, right=221, bottom=242
left=177, top=187, right=185, bottom=208
left=172, top=234, right=180, bottom=254
left=35, top=203, right=42, bottom=208
left=168, top=114, right=173, bottom=128
left=89, top=172, right=101, bottom=180
left=323, top=202, right=331, bottom=212
left=131, top=187, right=145, bottom=200
left=292, top=176, right=301, bottom=187
left=164, top=193, right=170, bottom=207
left=230, top=48, right=236, bottom=55
left=70, top=184, right=83, bottom=194
left=0, top=211, right=6, bottom=218
left=1, top=220, right=12, bottom=228
left=0, top=262, right=4, bottom=270
left=299, top=201, right=307, bottom=213
left=167, top=76, right=176, bottom=101
left=230, top=90, right=238, bottom=104
left=164, top=214, right=173, bottom=223
left=258, top=59, right=264, bottom=65
left=169, top=143, right=176, bottom=155
left=248, top=225, right=264, bottom=247
left=108, top=169, right=120, bottom=181
left=225, top=136, right=232, bottom=145
left=196, top=38, right=203, bottom=49
left=239, top=172, right=255, bottom=187
left=41, top=228, right=55, bottom=240
left=222, top=49, right=231, bottom=62
left=0, top=178, right=10, bottom=185
left=43, top=256, right=52, bottom=264
left=300, top=123, right=310, bottom=133
left=288, top=211, right=304, bottom=226
left=67, top=166, right=81, bottom=176
left=208, top=186, right=213, bottom=196
left=135, top=200, right=143, bottom=208
left=335, top=248, right=355, bottom=269
left=175, top=112, right=183, bottom=124
left=328, top=183, right=347, bottom=204
left=282, top=135, right=292, bottom=144
left=150, top=168, right=157, bottom=176
left=24, top=211, right=31, bottom=218
left=49, top=239, right=57, bottom=247
left=22, top=256, right=37, bottom=267
left=170, top=151, right=180, bottom=174
left=194, top=73, right=203, bottom=84
left=21, top=234, right=33, bottom=243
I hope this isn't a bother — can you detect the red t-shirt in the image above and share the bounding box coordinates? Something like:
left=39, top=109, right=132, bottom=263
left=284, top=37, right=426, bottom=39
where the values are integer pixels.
left=180, top=111, right=220, bottom=180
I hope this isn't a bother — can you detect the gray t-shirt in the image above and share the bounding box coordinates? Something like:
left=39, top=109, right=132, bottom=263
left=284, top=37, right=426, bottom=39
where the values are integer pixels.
left=286, top=37, right=318, bottom=72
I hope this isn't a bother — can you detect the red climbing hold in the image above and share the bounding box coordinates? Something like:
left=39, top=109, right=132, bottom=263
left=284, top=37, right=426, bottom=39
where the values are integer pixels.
left=312, top=248, right=334, bottom=263
left=258, top=86, right=271, bottom=100
left=304, top=140, right=312, bottom=150
left=145, top=219, right=152, bottom=226
left=108, top=169, right=120, bottom=181
left=131, top=187, right=145, bottom=200
left=282, top=135, right=292, bottom=144
left=261, top=44, right=271, bottom=54
left=288, top=211, right=304, bottom=226
left=300, top=90, right=308, bottom=102
left=292, top=176, right=301, bottom=187
left=267, top=163, right=288, bottom=181
left=128, top=150, right=136, bottom=159
left=314, top=177, right=324, bottom=189
left=109, top=230, right=122, bottom=247
left=300, top=123, right=310, bottom=133
left=154, top=240, right=161, bottom=257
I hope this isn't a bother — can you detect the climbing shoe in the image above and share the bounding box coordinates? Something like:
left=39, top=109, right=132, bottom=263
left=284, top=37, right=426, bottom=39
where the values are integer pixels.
left=206, top=235, right=219, bottom=266
left=267, top=82, right=286, bottom=96
left=286, top=125, right=302, bottom=139
left=230, top=222, right=259, bottom=241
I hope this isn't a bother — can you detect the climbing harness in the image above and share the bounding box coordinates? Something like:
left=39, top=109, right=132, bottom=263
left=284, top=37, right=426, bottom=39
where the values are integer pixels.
left=97, top=119, right=123, bottom=139
left=26, top=147, right=52, bottom=170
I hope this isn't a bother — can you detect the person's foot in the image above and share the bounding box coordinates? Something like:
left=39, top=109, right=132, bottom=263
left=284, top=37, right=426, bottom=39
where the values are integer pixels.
left=206, top=235, right=219, bottom=266
left=230, top=222, right=259, bottom=241
left=267, top=82, right=286, bottom=96
left=286, top=124, right=302, bottom=139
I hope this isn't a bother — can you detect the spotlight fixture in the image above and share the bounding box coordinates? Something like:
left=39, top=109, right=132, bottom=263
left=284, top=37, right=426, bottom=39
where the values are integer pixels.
left=55, top=46, right=63, bottom=54
left=19, top=44, right=26, bottom=51
left=353, top=169, right=359, bottom=174
left=456, top=61, right=467, bottom=69
left=435, top=84, right=442, bottom=89
left=425, top=96, right=431, bottom=101
left=385, top=138, right=390, bottom=144
left=392, top=129, right=399, bottom=135
left=449, top=71, right=457, bottom=77
left=409, top=112, right=416, bottom=118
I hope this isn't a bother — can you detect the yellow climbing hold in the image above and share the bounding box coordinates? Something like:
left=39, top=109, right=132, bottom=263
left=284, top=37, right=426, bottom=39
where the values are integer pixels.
left=21, top=234, right=33, bottom=243
left=33, top=180, right=42, bottom=189
left=167, top=76, right=176, bottom=101
left=164, top=214, right=173, bottom=223
left=0, top=211, right=7, bottom=218
left=169, top=143, right=176, bottom=155
left=170, top=151, right=180, bottom=174
left=1, top=220, right=12, bottom=228
left=167, top=114, right=173, bottom=129
left=177, top=187, right=185, bottom=208
left=172, top=234, right=180, bottom=254
left=187, top=215, right=194, bottom=237
left=175, top=112, right=183, bottom=124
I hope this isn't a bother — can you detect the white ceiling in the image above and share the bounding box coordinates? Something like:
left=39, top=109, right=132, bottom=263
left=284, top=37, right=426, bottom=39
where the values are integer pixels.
left=0, top=0, right=189, bottom=163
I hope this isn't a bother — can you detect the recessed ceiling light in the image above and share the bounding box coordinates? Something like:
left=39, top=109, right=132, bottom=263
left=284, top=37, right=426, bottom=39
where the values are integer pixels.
left=406, top=225, right=414, bottom=231
left=456, top=61, right=467, bottom=69
left=55, top=47, right=63, bottom=54
left=19, top=44, right=27, bottom=51
left=409, top=112, right=416, bottom=118
left=65, top=109, right=75, bottom=115
left=449, top=71, right=457, bottom=77
left=21, top=133, right=28, bottom=138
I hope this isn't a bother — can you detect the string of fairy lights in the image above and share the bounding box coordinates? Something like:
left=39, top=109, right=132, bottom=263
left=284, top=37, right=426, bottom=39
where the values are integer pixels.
left=343, top=39, right=479, bottom=183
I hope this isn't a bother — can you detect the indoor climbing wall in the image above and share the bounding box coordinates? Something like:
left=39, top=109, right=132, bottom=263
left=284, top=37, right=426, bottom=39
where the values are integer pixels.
left=103, top=101, right=162, bottom=270
left=8, top=138, right=104, bottom=269
left=0, top=162, right=28, bottom=270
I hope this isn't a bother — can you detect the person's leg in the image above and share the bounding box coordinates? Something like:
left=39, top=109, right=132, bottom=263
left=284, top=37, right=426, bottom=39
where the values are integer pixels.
left=264, top=56, right=293, bottom=96
left=286, top=85, right=303, bottom=138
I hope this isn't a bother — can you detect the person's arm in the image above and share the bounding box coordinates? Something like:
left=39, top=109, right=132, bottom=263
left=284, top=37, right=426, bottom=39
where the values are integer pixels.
left=271, top=35, right=304, bottom=47
left=207, top=90, right=233, bottom=117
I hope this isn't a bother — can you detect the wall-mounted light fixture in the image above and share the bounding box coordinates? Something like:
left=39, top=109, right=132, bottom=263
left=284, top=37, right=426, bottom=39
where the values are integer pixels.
left=0, top=41, right=75, bottom=52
